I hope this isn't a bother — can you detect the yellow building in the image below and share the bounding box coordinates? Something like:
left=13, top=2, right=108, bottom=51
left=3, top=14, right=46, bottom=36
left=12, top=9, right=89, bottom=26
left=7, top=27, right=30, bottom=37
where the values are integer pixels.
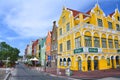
left=57, top=4, right=120, bottom=72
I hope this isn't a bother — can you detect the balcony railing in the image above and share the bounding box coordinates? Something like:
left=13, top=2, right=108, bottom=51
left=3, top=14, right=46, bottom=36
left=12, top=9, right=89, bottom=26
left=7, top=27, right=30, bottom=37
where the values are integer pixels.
left=58, top=23, right=120, bottom=40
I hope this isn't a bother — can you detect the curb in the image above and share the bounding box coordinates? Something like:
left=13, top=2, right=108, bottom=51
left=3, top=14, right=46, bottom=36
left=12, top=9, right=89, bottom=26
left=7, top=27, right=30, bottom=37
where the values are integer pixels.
left=4, top=71, right=11, bottom=80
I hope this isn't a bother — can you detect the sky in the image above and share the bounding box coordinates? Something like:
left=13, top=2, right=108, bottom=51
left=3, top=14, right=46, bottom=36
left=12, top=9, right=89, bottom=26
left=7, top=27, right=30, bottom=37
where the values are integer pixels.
left=0, top=0, right=120, bottom=56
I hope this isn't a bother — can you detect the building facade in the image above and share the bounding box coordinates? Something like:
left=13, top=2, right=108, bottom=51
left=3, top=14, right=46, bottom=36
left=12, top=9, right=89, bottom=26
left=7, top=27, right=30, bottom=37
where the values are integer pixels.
left=46, top=31, right=52, bottom=67
left=51, top=21, right=58, bottom=68
left=57, top=4, right=120, bottom=72
left=40, top=37, right=46, bottom=66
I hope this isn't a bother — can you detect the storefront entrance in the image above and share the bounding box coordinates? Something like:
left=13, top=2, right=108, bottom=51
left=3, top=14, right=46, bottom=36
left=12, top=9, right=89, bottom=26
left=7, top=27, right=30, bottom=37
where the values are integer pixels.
left=116, top=56, right=119, bottom=68
left=111, top=56, right=114, bottom=68
left=78, top=57, right=82, bottom=71
left=94, top=56, right=98, bottom=70
left=87, top=56, right=91, bottom=71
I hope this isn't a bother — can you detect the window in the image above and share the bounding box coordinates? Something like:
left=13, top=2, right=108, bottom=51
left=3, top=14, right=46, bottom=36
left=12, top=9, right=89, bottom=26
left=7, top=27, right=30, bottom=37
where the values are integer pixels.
left=115, top=40, right=119, bottom=48
left=94, top=37, right=100, bottom=47
left=67, top=58, right=71, bottom=66
left=97, top=18, right=103, bottom=27
left=60, top=43, right=62, bottom=52
left=102, top=38, right=107, bottom=48
left=97, top=10, right=100, bottom=15
left=117, top=16, right=120, bottom=21
left=60, top=59, right=62, bottom=66
left=67, top=40, right=71, bottom=50
left=59, top=28, right=62, bottom=35
left=85, top=36, right=92, bottom=47
left=63, top=58, right=67, bottom=66
left=108, top=39, right=113, bottom=48
left=108, top=21, right=112, bottom=29
left=116, top=24, right=120, bottom=31
left=62, top=16, right=65, bottom=23
left=66, top=23, right=70, bottom=32
left=75, top=37, right=81, bottom=48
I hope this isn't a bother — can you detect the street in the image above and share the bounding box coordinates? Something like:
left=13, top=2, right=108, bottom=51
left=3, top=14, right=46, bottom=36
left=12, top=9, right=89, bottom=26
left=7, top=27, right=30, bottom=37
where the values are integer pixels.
left=9, top=63, right=69, bottom=80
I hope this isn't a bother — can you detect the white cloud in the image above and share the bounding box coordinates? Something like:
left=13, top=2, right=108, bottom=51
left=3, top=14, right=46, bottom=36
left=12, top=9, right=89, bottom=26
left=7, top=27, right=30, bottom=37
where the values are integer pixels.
left=2, top=0, right=64, bottom=38
left=1, top=0, right=93, bottom=38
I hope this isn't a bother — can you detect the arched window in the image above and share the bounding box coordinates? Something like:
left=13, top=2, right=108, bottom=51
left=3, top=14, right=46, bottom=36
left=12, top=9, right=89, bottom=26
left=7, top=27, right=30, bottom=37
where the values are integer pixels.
left=67, top=58, right=71, bottom=66
left=60, top=58, right=62, bottom=66
left=63, top=58, right=67, bottom=66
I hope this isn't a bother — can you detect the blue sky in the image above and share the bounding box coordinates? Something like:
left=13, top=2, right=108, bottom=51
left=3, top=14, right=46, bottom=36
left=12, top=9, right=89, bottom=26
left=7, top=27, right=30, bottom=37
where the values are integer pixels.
left=0, top=0, right=120, bottom=56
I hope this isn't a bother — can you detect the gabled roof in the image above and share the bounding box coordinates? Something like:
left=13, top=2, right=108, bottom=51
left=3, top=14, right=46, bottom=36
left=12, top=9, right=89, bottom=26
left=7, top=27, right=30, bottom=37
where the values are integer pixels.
left=109, top=12, right=115, bottom=17
left=86, top=9, right=91, bottom=15
left=67, top=8, right=90, bottom=18
left=67, top=8, right=82, bottom=17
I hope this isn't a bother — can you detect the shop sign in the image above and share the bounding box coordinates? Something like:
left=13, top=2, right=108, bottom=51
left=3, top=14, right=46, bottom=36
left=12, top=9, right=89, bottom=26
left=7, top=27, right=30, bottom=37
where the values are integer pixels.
left=88, top=48, right=98, bottom=53
left=74, top=48, right=83, bottom=54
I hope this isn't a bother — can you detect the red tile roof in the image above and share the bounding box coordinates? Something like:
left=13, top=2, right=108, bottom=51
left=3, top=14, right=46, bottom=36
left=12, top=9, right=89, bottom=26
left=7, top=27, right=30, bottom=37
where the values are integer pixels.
left=67, top=8, right=82, bottom=17
left=67, top=8, right=90, bottom=18
left=86, top=9, right=91, bottom=15
left=109, top=12, right=115, bottom=17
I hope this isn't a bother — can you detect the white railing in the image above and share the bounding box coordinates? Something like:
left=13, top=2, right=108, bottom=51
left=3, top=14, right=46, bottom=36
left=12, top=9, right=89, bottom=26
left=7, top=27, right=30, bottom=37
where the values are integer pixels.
left=58, top=23, right=120, bottom=40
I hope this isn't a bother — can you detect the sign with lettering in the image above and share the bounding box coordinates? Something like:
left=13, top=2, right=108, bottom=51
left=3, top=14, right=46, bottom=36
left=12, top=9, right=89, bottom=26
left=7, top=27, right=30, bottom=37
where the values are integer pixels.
left=88, top=48, right=98, bottom=53
left=74, top=48, right=83, bottom=54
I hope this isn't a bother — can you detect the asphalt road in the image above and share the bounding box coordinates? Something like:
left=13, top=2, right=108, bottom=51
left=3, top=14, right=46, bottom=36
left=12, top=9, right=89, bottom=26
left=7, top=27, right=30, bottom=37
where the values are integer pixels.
left=9, top=63, right=70, bottom=80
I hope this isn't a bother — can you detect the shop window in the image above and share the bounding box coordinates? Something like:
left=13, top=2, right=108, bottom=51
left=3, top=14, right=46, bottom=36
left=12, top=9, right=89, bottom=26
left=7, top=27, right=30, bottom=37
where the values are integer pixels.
left=75, top=37, right=81, bottom=48
left=102, top=38, right=107, bottom=48
left=108, top=39, right=113, bottom=48
left=63, top=58, right=67, bottom=66
left=108, top=21, right=112, bottom=29
left=67, top=58, right=71, bottom=66
left=97, top=18, right=103, bottom=27
left=67, top=40, right=71, bottom=50
left=60, top=58, right=63, bottom=66
left=85, top=36, right=92, bottom=47
left=94, top=37, right=100, bottom=47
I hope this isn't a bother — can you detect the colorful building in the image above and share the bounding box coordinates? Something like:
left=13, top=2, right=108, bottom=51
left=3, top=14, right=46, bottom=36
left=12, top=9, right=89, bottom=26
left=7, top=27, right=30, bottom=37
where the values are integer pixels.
left=57, top=4, right=120, bottom=72
left=51, top=21, right=58, bottom=68
left=40, top=37, right=46, bottom=66
left=46, top=31, right=52, bottom=67
left=38, top=38, right=42, bottom=65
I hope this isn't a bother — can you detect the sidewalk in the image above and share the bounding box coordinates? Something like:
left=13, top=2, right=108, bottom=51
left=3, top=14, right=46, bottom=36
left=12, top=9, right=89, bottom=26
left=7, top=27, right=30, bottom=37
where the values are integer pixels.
left=0, top=68, right=12, bottom=80
left=30, top=66, right=120, bottom=79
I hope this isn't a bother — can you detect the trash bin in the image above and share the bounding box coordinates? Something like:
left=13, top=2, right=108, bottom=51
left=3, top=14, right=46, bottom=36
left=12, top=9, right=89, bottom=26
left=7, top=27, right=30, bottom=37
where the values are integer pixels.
left=65, top=68, right=72, bottom=76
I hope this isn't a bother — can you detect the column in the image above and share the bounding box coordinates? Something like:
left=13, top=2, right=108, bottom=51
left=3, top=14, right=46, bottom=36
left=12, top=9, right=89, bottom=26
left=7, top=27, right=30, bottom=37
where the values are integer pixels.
left=112, top=36, right=115, bottom=49
left=99, top=36, right=102, bottom=48
left=106, top=38, right=109, bottom=53
left=113, top=58, right=116, bottom=69
left=91, top=57, right=94, bottom=71
left=92, top=36, right=94, bottom=47
left=81, top=33, right=85, bottom=47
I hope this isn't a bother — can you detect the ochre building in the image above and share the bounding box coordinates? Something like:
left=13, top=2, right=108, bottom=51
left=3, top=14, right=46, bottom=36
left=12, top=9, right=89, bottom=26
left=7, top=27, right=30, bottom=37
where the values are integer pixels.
left=57, top=4, right=120, bottom=72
